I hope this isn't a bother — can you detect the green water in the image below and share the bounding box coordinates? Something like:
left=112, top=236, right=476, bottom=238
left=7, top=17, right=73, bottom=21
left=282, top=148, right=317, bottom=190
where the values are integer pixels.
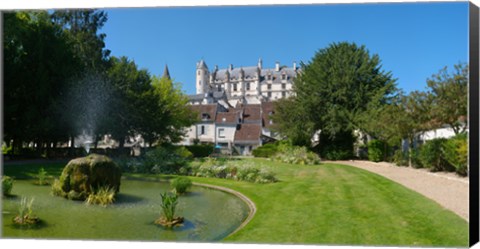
left=1, top=179, right=249, bottom=242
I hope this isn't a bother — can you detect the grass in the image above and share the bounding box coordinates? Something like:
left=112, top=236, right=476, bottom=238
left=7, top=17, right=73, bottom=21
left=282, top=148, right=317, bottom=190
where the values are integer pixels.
left=2, top=158, right=469, bottom=246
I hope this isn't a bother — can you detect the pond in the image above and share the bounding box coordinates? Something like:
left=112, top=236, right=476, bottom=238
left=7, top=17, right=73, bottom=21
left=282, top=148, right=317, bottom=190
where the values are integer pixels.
left=2, top=179, right=250, bottom=242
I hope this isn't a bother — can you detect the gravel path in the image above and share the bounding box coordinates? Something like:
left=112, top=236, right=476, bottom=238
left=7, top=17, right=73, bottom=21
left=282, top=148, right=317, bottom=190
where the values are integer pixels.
left=327, top=160, right=469, bottom=222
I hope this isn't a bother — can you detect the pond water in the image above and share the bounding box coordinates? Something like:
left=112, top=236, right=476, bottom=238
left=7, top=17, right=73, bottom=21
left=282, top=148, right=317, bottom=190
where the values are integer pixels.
left=2, top=179, right=250, bottom=242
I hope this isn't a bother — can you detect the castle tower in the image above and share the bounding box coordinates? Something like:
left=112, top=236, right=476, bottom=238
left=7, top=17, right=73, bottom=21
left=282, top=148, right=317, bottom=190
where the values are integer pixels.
left=196, top=60, right=209, bottom=94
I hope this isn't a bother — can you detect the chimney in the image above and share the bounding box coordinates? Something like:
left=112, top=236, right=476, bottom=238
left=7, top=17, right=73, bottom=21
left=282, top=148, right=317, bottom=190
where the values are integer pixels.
left=275, top=61, right=280, bottom=72
left=293, top=61, right=297, bottom=71
left=258, top=57, right=263, bottom=69
left=229, top=64, right=233, bottom=71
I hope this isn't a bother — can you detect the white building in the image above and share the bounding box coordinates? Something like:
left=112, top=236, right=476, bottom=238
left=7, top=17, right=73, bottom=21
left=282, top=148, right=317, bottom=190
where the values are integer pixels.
left=181, top=59, right=297, bottom=155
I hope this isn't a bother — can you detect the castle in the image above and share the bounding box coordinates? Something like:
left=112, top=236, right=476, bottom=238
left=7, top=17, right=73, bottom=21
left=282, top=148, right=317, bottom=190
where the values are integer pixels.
left=180, top=59, right=298, bottom=155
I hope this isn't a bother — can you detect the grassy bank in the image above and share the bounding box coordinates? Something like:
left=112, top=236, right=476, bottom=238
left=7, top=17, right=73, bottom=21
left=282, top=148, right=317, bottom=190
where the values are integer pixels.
left=2, top=158, right=468, bottom=246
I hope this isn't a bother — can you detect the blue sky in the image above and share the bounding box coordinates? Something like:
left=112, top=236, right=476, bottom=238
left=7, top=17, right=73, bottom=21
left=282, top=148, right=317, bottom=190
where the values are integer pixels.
left=101, top=2, right=469, bottom=95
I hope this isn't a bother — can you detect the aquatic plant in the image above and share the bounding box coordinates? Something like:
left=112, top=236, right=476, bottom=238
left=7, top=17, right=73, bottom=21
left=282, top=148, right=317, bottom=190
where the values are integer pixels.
left=155, top=191, right=183, bottom=227
left=13, top=197, right=40, bottom=226
left=2, top=176, right=14, bottom=196
left=85, top=186, right=116, bottom=207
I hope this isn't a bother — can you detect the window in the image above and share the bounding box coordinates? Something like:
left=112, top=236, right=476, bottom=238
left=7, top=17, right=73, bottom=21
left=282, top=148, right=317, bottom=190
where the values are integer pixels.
left=201, top=125, right=205, bottom=135
left=282, top=74, right=286, bottom=80
left=268, top=92, right=272, bottom=98
left=267, top=84, right=272, bottom=90
left=282, top=91, right=286, bottom=98
left=217, top=85, right=221, bottom=91
left=197, top=70, right=200, bottom=75
left=246, top=83, right=250, bottom=91
left=233, top=83, right=237, bottom=91
left=282, top=83, right=286, bottom=89
left=267, top=74, right=272, bottom=80
left=198, top=80, right=201, bottom=86
left=201, top=113, right=210, bottom=120
left=218, top=128, right=225, bottom=138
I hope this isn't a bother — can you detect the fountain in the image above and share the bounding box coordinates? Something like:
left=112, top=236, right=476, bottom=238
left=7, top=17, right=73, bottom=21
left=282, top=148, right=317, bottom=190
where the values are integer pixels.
left=74, top=131, right=95, bottom=154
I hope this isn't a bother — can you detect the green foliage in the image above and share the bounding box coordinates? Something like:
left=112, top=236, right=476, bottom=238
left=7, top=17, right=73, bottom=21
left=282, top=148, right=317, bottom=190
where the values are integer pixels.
left=441, top=133, right=468, bottom=176
left=16, top=197, right=36, bottom=224
left=2, top=176, right=14, bottom=196
left=85, top=186, right=116, bottom=207
left=418, top=138, right=453, bottom=172
left=170, top=177, right=192, bottom=194
left=183, top=159, right=277, bottom=183
left=252, top=143, right=279, bottom=158
left=185, top=144, right=214, bottom=157
left=316, top=131, right=355, bottom=160
left=426, top=63, right=468, bottom=135
left=367, top=140, right=386, bottom=162
left=160, top=192, right=179, bottom=222
left=274, top=42, right=396, bottom=148
left=271, top=144, right=321, bottom=165
left=36, top=167, right=48, bottom=185
left=144, top=146, right=193, bottom=174
left=393, top=150, right=409, bottom=166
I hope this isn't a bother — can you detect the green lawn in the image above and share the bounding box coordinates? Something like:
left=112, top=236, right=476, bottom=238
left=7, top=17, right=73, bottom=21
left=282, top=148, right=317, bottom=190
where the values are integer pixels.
left=2, top=158, right=468, bottom=246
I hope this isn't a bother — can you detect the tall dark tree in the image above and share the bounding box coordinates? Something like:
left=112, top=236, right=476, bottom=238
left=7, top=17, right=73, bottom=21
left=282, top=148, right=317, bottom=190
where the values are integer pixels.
left=3, top=11, right=80, bottom=154
left=274, top=42, right=396, bottom=159
left=106, top=56, right=152, bottom=149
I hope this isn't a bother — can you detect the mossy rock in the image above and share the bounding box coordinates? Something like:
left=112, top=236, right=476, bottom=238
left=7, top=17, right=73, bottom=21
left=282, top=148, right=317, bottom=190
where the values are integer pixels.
left=54, top=154, right=122, bottom=201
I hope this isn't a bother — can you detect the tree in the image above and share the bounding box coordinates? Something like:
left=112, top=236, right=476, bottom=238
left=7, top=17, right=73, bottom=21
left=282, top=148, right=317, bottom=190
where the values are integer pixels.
left=105, top=56, right=152, bottom=149
left=274, top=42, right=396, bottom=158
left=138, top=76, right=196, bottom=146
left=271, top=97, right=315, bottom=147
left=3, top=11, right=80, bottom=154
left=425, top=63, right=468, bottom=134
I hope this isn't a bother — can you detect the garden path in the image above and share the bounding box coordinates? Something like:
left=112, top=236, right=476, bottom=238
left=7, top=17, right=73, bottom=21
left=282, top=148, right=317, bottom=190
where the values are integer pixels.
left=329, top=160, right=469, bottom=222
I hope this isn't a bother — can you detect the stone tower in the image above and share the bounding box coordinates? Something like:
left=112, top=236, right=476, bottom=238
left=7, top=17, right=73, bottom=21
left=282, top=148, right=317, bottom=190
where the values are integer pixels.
left=196, top=60, right=209, bottom=94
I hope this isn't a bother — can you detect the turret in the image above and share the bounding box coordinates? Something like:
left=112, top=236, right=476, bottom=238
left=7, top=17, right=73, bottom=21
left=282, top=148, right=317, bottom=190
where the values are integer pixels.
left=196, top=60, right=209, bottom=94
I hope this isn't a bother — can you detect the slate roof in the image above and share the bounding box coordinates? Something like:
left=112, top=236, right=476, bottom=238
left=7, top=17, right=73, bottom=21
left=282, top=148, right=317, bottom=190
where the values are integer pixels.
left=212, top=66, right=297, bottom=84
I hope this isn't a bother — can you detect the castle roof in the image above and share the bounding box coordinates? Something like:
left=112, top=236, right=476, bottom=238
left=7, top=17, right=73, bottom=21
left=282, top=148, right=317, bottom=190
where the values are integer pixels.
left=213, top=66, right=297, bottom=83
left=197, top=59, right=208, bottom=70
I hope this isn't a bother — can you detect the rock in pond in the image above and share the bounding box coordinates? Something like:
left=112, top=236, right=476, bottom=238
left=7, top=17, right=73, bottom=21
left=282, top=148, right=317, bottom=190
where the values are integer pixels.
left=53, top=154, right=122, bottom=200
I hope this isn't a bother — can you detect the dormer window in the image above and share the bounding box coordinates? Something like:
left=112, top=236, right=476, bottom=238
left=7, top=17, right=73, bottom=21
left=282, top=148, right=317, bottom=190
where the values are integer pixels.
left=201, top=113, right=210, bottom=120
left=281, top=74, right=286, bottom=80
left=246, top=83, right=251, bottom=91
left=233, top=83, right=238, bottom=91
left=267, top=74, right=272, bottom=80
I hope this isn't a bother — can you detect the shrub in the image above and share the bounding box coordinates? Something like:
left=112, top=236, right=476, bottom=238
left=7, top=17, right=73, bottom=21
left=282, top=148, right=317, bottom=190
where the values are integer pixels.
left=2, top=176, right=14, bottom=196
left=442, top=133, right=468, bottom=176
left=85, top=186, right=116, bottom=207
left=171, top=177, right=192, bottom=194
left=185, top=144, right=214, bottom=157
left=367, top=140, right=386, bottom=162
left=418, top=138, right=454, bottom=172
left=184, top=159, right=277, bottom=183
left=252, top=143, right=278, bottom=158
left=272, top=145, right=321, bottom=165
left=144, top=146, right=193, bottom=174
left=393, top=150, right=408, bottom=166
